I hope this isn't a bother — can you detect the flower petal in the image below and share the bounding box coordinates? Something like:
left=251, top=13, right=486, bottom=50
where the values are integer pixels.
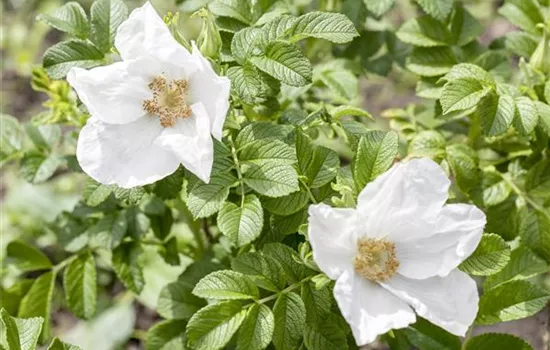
left=189, top=43, right=231, bottom=140
left=334, top=270, right=416, bottom=346
left=115, top=2, right=191, bottom=62
left=381, top=269, right=479, bottom=336
left=154, top=103, right=214, bottom=183
left=357, top=158, right=450, bottom=242
left=308, top=203, right=358, bottom=279
left=77, top=117, right=179, bottom=188
left=396, top=204, right=486, bottom=279
left=67, top=59, right=157, bottom=125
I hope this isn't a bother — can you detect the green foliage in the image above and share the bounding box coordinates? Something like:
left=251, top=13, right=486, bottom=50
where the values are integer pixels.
left=460, top=233, right=511, bottom=276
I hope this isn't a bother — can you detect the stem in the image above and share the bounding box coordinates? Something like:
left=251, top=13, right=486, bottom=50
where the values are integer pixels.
left=229, top=135, right=246, bottom=207
left=179, top=200, right=206, bottom=258
left=300, top=179, right=318, bottom=204
left=500, top=174, right=549, bottom=218
left=461, top=326, right=474, bottom=350
left=52, top=254, right=79, bottom=273
left=257, top=275, right=315, bottom=305
left=468, top=112, right=482, bottom=148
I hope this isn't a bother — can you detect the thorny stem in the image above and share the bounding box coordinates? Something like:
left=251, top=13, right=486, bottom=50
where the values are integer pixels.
left=229, top=135, right=246, bottom=207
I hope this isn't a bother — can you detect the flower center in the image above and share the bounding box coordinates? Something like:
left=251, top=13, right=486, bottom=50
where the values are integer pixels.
left=354, top=238, right=399, bottom=282
left=142, top=75, right=191, bottom=127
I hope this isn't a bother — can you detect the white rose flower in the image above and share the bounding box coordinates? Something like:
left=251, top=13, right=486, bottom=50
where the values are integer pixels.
left=67, top=2, right=230, bottom=188
left=308, top=158, right=486, bottom=345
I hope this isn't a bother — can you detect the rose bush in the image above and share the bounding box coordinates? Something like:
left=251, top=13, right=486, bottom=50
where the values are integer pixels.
left=1, top=0, right=549, bottom=349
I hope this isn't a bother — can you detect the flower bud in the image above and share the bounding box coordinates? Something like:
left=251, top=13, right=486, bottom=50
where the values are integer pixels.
left=529, top=24, right=550, bottom=74
left=193, top=8, right=222, bottom=59
left=164, top=12, right=191, bottom=51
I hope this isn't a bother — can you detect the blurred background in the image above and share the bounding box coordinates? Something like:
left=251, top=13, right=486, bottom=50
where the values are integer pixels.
left=2, top=0, right=546, bottom=349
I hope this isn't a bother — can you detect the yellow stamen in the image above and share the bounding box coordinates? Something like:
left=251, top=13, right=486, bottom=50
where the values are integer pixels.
left=354, top=238, right=399, bottom=282
left=142, top=75, right=191, bottom=127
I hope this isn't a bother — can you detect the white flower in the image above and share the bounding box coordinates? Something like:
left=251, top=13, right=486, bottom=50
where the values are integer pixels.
left=308, top=158, right=486, bottom=345
left=67, top=2, right=230, bottom=188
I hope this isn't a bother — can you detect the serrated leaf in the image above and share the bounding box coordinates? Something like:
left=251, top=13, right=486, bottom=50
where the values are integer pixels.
left=250, top=41, right=312, bottom=87
left=0, top=115, right=24, bottom=160
left=402, top=318, right=461, bottom=350
left=228, top=65, right=263, bottom=104
left=440, top=79, right=490, bottom=114
left=304, top=322, right=348, bottom=350
left=87, top=211, right=127, bottom=250
left=187, top=172, right=236, bottom=219
left=20, top=154, right=63, bottom=184
left=415, top=0, right=453, bottom=21
left=236, top=304, right=274, bottom=350
left=90, top=0, right=128, bottom=52
left=331, top=105, right=373, bottom=120
left=301, top=281, right=331, bottom=324
left=482, top=171, right=512, bottom=207
left=47, top=338, right=82, bottom=350
left=296, top=129, right=339, bottom=188
left=465, top=333, right=533, bottom=350
left=460, top=234, right=510, bottom=276
left=263, top=243, right=314, bottom=283
left=158, top=280, right=205, bottom=320
left=450, top=4, right=484, bottom=46
left=288, top=12, right=358, bottom=43
left=0, top=309, right=44, bottom=350
left=397, top=16, right=452, bottom=47
left=363, top=0, right=396, bottom=16
left=263, top=191, right=309, bottom=216
left=231, top=252, right=286, bottom=292
left=318, top=69, right=358, bottom=101
left=218, top=195, right=264, bottom=246
left=235, top=123, right=292, bottom=148
left=513, top=97, right=538, bottom=135
left=112, top=243, right=144, bottom=294
left=408, top=130, right=446, bottom=161
left=504, top=32, right=539, bottom=58
left=525, top=158, right=550, bottom=198
left=272, top=292, right=306, bottom=350
left=38, top=2, right=89, bottom=39
left=6, top=241, right=52, bottom=273
left=258, top=15, right=298, bottom=48
left=498, top=0, right=544, bottom=35
left=479, top=93, right=515, bottom=136
left=193, top=270, right=259, bottom=300
left=521, top=210, right=550, bottom=262
left=63, top=252, right=97, bottom=319
left=485, top=246, right=548, bottom=289
left=476, top=280, right=550, bottom=324
left=209, top=0, right=253, bottom=25
left=18, top=272, right=55, bottom=342
left=446, top=144, right=480, bottom=196
left=154, top=168, right=185, bottom=199
left=43, top=40, right=104, bottom=79
left=83, top=180, right=114, bottom=206
left=239, top=139, right=296, bottom=165
left=407, top=47, right=457, bottom=77
left=145, top=319, right=187, bottom=350
left=186, top=301, right=246, bottom=350
left=242, top=161, right=299, bottom=198
left=231, top=27, right=261, bottom=64
left=442, top=63, right=494, bottom=85
left=353, top=131, right=398, bottom=190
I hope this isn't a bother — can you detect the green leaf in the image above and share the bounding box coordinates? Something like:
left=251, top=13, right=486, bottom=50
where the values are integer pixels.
left=145, top=319, right=187, bottom=350
left=445, top=144, right=480, bottom=196
left=450, top=4, right=484, bottom=46
left=47, top=338, right=82, bottom=350
left=209, top=0, right=253, bottom=25
left=485, top=197, right=523, bottom=241
left=482, top=171, right=512, bottom=207
left=186, top=301, right=247, bottom=350
left=154, top=168, right=185, bottom=200
left=485, top=246, right=548, bottom=290
left=272, top=292, right=306, bottom=350
left=228, top=65, right=263, bottom=104
left=87, top=211, right=127, bottom=250
left=460, top=234, right=510, bottom=276
left=479, top=94, right=515, bottom=136
left=83, top=180, right=114, bottom=206
left=218, top=195, right=264, bottom=246
left=440, top=79, right=490, bottom=114
left=242, top=162, right=299, bottom=198
left=6, top=240, right=52, bottom=273
left=0, top=115, right=24, bottom=161
left=43, top=40, right=104, bottom=79
left=402, top=318, right=461, bottom=350
left=63, top=252, right=97, bottom=319
left=513, top=97, right=538, bottom=135
left=0, top=309, right=44, bottom=350
left=301, top=281, right=331, bottom=324
left=525, top=158, right=550, bottom=198
left=521, top=210, right=550, bottom=262
left=397, top=16, right=452, bottom=47
left=235, top=123, right=292, bottom=148
left=464, top=333, right=533, bottom=350
left=239, top=139, right=296, bottom=165
left=25, top=123, right=61, bottom=151
left=407, top=47, right=457, bottom=77
left=149, top=207, right=174, bottom=241
left=304, top=322, right=348, bottom=350
left=18, top=272, right=55, bottom=342
left=193, top=270, right=259, bottom=300
left=498, top=0, right=544, bottom=34
left=415, top=0, right=453, bottom=21
left=295, top=130, right=339, bottom=188
left=505, top=32, right=539, bottom=58
left=257, top=15, right=298, bottom=48
left=112, top=242, right=144, bottom=294
left=20, top=154, right=63, bottom=184
left=363, top=0, right=396, bottom=16
left=331, top=105, right=373, bottom=120
left=408, top=130, right=446, bottom=161
left=236, top=304, right=274, bottom=350
left=288, top=12, right=358, bottom=43
left=318, top=68, right=358, bottom=101
left=442, top=63, right=494, bottom=85
left=187, top=172, right=237, bottom=219
left=37, top=2, right=89, bottom=39
left=353, top=131, right=398, bottom=190
left=231, top=252, right=286, bottom=292
left=1, top=308, right=22, bottom=350
left=231, top=27, right=261, bottom=64
left=476, top=280, right=550, bottom=325
left=263, top=190, right=309, bottom=216
left=250, top=41, right=312, bottom=87
left=90, top=0, right=128, bottom=52
left=545, top=80, right=550, bottom=103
